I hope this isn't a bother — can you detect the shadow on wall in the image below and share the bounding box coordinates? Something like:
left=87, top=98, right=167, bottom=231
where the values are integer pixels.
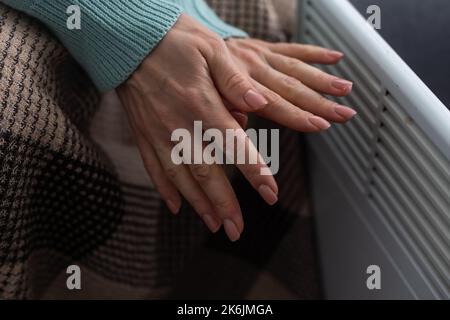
left=351, top=0, right=450, bottom=108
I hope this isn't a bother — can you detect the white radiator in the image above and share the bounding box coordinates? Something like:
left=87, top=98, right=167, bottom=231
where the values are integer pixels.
left=298, top=0, right=450, bottom=299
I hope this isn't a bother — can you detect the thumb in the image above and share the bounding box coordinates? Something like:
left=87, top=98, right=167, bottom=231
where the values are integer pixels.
left=209, top=51, right=268, bottom=112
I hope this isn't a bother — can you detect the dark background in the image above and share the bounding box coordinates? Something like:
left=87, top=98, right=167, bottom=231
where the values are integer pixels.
left=351, top=0, right=450, bottom=107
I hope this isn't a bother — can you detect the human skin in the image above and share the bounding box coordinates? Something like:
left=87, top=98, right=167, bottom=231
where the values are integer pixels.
left=117, top=14, right=355, bottom=242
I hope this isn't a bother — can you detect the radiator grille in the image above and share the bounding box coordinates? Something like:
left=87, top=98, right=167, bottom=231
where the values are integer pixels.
left=301, top=0, right=450, bottom=298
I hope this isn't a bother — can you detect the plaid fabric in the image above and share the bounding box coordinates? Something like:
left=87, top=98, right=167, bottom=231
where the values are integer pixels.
left=0, top=0, right=319, bottom=299
left=207, top=0, right=287, bottom=41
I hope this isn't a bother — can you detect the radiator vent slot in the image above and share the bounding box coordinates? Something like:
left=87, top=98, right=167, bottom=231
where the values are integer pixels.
left=302, top=0, right=450, bottom=298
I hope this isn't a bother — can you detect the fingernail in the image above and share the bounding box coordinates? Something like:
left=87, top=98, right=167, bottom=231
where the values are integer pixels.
left=258, top=184, right=278, bottom=205
left=224, top=219, right=241, bottom=242
left=202, top=214, right=221, bottom=233
left=309, top=116, right=331, bottom=130
left=166, top=200, right=180, bottom=214
left=244, top=89, right=268, bottom=110
left=327, top=50, right=344, bottom=59
left=334, top=105, right=357, bottom=119
left=331, top=79, right=353, bottom=92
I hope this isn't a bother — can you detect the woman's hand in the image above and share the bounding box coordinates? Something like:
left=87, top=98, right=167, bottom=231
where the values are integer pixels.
left=117, top=14, right=355, bottom=242
left=224, top=38, right=356, bottom=129
left=117, top=14, right=280, bottom=242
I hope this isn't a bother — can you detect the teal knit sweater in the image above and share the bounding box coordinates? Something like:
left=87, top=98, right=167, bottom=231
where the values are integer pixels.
left=1, top=0, right=247, bottom=91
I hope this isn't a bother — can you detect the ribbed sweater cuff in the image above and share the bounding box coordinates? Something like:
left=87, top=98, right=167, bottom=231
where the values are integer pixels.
left=27, top=0, right=183, bottom=92
left=4, top=0, right=247, bottom=91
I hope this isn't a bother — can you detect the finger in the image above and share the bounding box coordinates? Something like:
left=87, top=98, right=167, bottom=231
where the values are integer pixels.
left=154, top=140, right=223, bottom=234
left=261, top=41, right=344, bottom=64
left=207, top=45, right=269, bottom=112
left=188, top=162, right=243, bottom=242
left=166, top=117, right=244, bottom=241
left=265, top=52, right=353, bottom=96
left=250, top=80, right=332, bottom=132
left=201, top=101, right=280, bottom=206
left=184, top=120, right=244, bottom=240
left=133, top=131, right=182, bottom=215
left=184, top=85, right=279, bottom=207
left=140, top=114, right=223, bottom=234
left=253, top=67, right=357, bottom=123
left=163, top=128, right=243, bottom=241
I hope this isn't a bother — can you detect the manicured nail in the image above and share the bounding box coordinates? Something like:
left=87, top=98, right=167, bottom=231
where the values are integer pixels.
left=166, top=200, right=180, bottom=214
left=258, top=184, right=278, bottom=205
left=244, top=89, right=268, bottom=110
left=309, top=116, right=331, bottom=130
left=224, top=219, right=241, bottom=242
left=202, top=214, right=221, bottom=233
left=334, top=105, right=357, bottom=119
left=327, top=50, right=344, bottom=59
left=331, top=79, right=353, bottom=92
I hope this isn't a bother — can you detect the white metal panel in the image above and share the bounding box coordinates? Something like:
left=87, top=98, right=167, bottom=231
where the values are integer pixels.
left=298, top=0, right=450, bottom=299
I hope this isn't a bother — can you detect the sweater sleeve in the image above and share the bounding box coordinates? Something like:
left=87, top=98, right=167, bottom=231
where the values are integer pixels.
left=170, top=0, right=247, bottom=40
left=0, top=0, right=247, bottom=92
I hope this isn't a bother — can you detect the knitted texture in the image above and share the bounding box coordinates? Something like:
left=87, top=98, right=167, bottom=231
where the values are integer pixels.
left=0, top=0, right=247, bottom=92
left=172, top=0, right=247, bottom=39
left=0, top=5, right=207, bottom=298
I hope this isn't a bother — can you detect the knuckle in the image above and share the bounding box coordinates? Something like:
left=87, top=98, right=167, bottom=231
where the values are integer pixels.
left=224, top=72, right=247, bottom=91
left=240, top=49, right=260, bottom=64
left=164, top=165, right=179, bottom=180
left=194, top=27, right=221, bottom=43
left=191, top=164, right=211, bottom=181
left=201, top=36, right=227, bottom=58
left=292, top=82, right=308, bottom=98
left=209, top=36, right=227, bottom=52
left=282, top=75, right=300, bottom=89
left=213, top=198, right=234, bottom=211
left=285, top=57, right=298, bottom=68
left=239, top=50, right=253, bottom=63
left=251, top=62, right=270, bottom=79
left=282, top=76, right=302, bottom=100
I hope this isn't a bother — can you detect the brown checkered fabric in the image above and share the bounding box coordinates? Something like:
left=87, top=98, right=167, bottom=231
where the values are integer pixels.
left=207, top=0, right=287, bottom=41
left=0, top=4, right=205, bottom=299
left=0, top=0, right=319, bottom=299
